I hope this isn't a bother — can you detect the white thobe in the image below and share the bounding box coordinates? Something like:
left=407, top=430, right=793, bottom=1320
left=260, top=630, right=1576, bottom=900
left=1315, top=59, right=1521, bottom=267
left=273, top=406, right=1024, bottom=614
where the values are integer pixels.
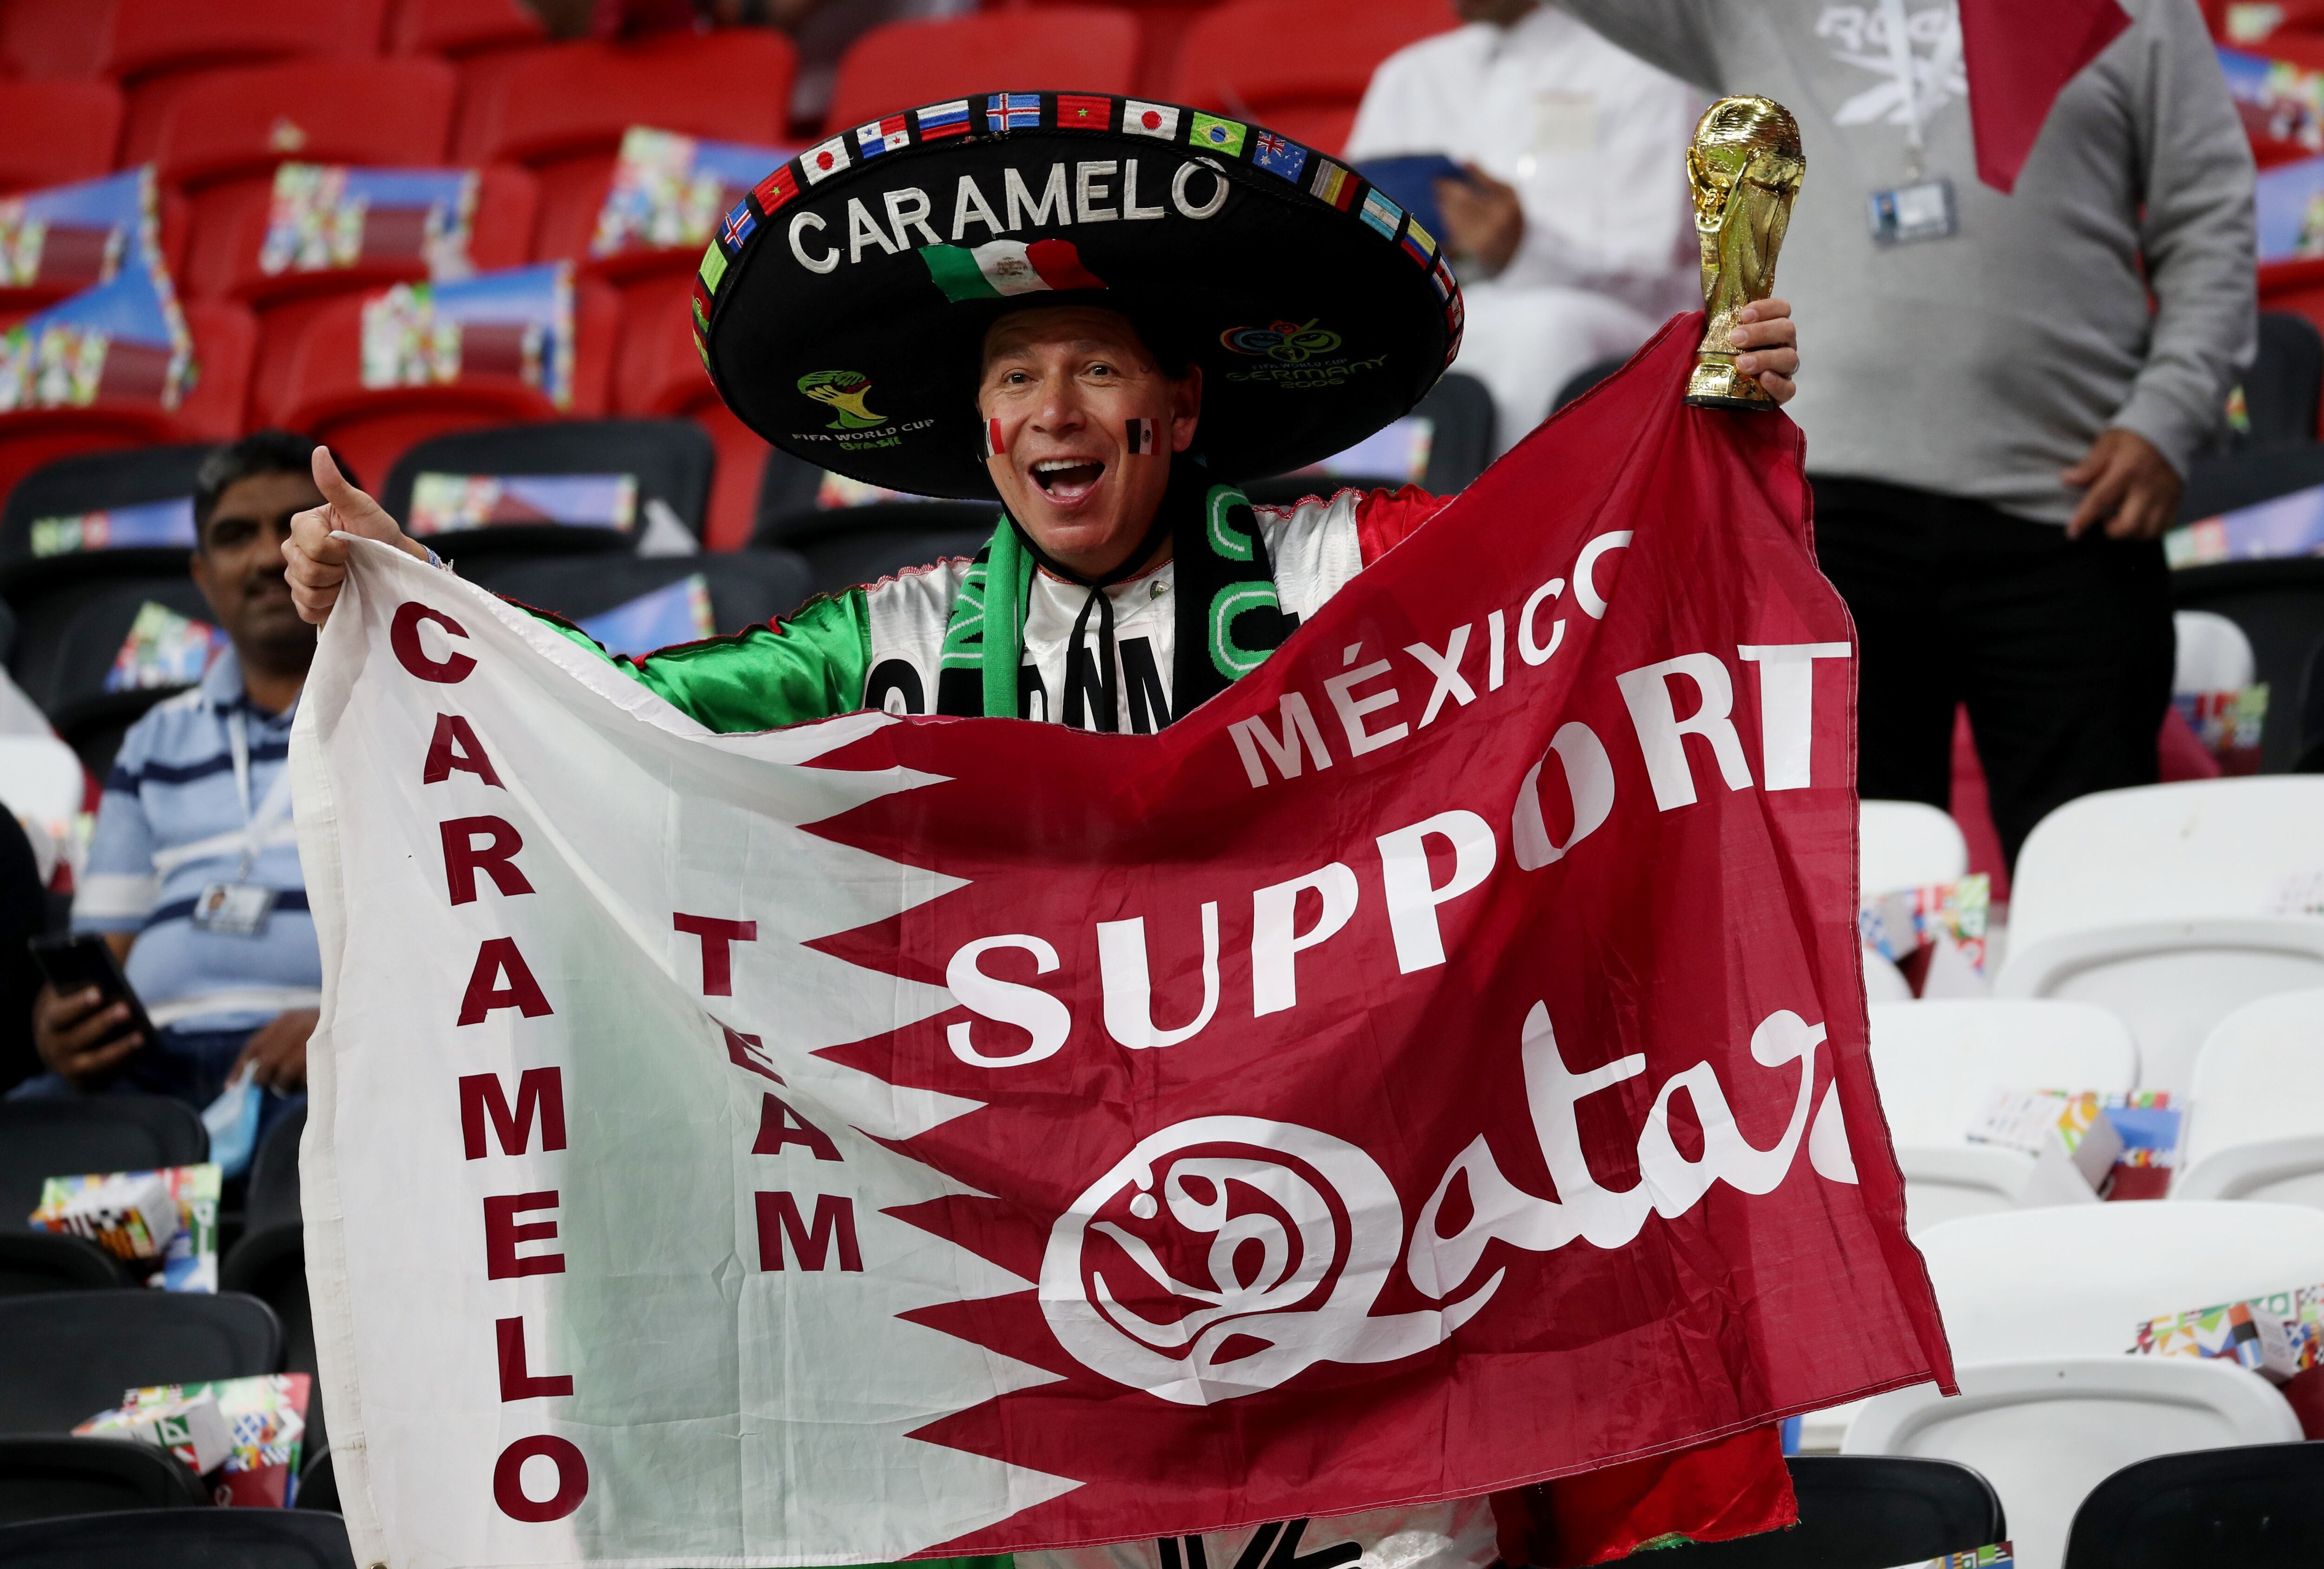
left=1344, top=4, right=1704, bottom=452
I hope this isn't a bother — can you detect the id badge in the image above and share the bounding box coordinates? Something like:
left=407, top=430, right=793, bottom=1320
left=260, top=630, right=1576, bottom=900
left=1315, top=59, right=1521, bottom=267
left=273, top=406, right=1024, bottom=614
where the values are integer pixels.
left=1867, top=177, right=1958, bottom=246
left=191, top=881, right=276, bottom=937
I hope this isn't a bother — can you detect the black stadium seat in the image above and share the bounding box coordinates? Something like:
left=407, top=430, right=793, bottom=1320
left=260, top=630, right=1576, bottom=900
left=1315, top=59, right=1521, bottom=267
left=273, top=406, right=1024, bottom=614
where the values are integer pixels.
left=13, top=575, right=216, bottom=780
left=244, top=1106, right=304, bottom=1236
left=1626, top=1455, right=2004, bottom=1568
left=0, top=1290, right=279, bottom=1433
left=0, top=1507, right=357, bottom=1567
left=2301, top=632, right=2324, bottom=772
left=2171, top=558, right=2324, bottom=773
left=0, top=1233, right=126, bottom=1297
left=752, top=448, right=995, bottom=597
left=380, top=418, right=717, bottom=559
left=0, top=1099, right=207, bottom=1237
left=1243, top=370, right=1497, bottom=507
left=464, top=552, right=816, bottom=641
left=295, top=1445, right=338, bottom=1513
left=1552, top=356, right=1628, bottom=415
left=2239, top=312, right=2324, bottom=447
left=2064, top=1441, right=2324, bottom=1568
left=0, top=444, right=210, bottom=600
left=0, top=1437, right=210, bottom=1524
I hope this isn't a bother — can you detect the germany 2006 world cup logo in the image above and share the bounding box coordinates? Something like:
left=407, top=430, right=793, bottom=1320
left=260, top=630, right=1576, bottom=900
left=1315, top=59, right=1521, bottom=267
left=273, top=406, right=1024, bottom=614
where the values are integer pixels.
left=1219, top=320, right=1344, bottom=364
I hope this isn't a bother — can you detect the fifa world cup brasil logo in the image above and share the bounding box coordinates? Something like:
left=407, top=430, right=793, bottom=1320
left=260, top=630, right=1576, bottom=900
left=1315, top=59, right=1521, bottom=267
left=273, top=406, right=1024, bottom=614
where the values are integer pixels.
left=1684, top=96, right=1804, bottom=410
left=797, top=369, right=887, bottom=430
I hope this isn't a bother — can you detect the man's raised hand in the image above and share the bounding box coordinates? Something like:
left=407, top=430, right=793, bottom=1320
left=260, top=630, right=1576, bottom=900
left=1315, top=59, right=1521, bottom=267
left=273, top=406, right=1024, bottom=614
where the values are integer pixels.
left=284, top=445, right=432, bottom=625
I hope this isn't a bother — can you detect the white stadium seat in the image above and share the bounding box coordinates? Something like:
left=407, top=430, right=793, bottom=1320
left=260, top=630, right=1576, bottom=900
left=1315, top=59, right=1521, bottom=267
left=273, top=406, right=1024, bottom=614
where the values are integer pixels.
left=1839, top=1203, right=2324, bottom=1569
left=1860, top=798, right=1969, bottom=897
left=1844, top=1357, right=2299, bottom=1569
left=2172, top=609, right=2257, bottom=694
left=1994, top=779, right=2324, bottom=1095
left=1868, top=1000, right=2138, bottom=1233
left=2176, top=989, right=2324, bottom=1205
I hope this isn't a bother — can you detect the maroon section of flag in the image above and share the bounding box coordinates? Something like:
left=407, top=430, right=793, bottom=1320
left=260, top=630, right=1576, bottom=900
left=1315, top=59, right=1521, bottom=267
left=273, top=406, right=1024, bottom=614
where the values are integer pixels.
left=802, top=316, right=1951, bottom=1555
left=1958, top=0, right=2130, bottom=192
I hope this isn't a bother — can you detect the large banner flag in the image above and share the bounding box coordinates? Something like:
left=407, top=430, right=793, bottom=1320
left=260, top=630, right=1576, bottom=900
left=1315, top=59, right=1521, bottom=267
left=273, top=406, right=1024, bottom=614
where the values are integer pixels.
left=296, top=324, right=1952, bottom=1568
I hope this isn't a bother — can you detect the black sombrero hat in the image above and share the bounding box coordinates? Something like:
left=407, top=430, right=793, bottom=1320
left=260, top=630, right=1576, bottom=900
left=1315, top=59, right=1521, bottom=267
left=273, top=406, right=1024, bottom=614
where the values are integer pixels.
left=691, top=92, right=1465, bottom=501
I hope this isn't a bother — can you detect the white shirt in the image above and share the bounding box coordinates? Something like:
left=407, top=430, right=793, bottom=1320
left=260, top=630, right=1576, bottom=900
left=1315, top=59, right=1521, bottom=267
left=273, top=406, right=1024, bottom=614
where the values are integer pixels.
left=1343, top=4, right=1703, bottom=317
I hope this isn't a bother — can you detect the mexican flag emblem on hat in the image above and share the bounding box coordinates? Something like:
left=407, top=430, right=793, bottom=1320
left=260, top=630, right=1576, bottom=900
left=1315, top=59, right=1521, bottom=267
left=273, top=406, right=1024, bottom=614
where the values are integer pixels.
left=696, top=92, right=1459, bottom=501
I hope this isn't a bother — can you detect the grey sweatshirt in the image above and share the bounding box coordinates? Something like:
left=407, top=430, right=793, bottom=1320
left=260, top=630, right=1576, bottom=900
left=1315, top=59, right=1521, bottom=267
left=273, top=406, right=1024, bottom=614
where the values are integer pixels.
left=1558, top=0, right=2257, bottom=524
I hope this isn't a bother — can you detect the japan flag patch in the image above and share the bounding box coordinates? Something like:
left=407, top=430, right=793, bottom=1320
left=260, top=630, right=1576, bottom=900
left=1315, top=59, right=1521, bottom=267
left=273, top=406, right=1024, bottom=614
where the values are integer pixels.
left=1125, top=417, right=1156, bottom=455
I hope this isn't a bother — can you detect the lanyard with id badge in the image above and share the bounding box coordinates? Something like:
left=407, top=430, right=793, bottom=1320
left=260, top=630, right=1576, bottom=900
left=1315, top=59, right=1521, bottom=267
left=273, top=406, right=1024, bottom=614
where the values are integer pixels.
left=191, top=707, right=291, bottom=938
left=1864, top=0, right=1960, bottom=248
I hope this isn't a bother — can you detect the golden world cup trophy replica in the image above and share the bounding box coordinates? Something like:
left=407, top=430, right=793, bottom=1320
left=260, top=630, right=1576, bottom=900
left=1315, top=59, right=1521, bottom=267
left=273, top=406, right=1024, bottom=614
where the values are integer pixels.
left=1684, top=95, right=1805, bottom=410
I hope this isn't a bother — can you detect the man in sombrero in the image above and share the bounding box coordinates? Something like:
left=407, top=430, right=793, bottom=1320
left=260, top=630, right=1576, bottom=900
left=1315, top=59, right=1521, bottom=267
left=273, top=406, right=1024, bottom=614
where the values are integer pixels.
left=284, top=91, right=1799, bottom=1564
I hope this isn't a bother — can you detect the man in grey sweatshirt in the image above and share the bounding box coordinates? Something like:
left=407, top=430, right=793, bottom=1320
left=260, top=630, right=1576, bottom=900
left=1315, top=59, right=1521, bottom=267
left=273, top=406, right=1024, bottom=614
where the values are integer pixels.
left=1560, top=0, right=2256, bottom=865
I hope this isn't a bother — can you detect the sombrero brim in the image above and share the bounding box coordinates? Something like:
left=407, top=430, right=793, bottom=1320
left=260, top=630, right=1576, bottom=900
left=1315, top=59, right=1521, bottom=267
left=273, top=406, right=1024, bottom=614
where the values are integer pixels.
left=694, top=93, right=1464, bottom=501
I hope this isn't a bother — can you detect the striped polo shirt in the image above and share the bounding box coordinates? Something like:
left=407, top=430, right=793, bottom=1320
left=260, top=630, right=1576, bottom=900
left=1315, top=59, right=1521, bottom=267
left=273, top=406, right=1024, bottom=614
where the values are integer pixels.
left=73, top=648, right=320, bottom=1032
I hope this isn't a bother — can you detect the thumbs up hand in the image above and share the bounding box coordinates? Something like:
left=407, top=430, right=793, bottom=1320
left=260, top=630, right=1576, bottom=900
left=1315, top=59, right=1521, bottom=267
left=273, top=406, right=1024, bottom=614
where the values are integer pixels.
left=284, top=445, right=433, bottom=625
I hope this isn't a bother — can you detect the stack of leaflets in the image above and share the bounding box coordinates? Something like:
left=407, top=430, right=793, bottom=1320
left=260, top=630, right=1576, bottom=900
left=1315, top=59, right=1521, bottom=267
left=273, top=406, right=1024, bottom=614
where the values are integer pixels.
left=589, top=125, right=793, bottom=259
left=576, top=574, right=715, bottom=658
left=2173, top=685, right=2268, bottom=773
left=102, top=600, right=229, bottom=694
left=28, top=495, right=197, bottom=557
left=0, top=166, right=193, bottom=412
left=407, top=470, right=635, bottom=535
left=78, top=1372, right=310, bottom=1506
left=2134, top=1286, right=2324, bottom=1384
left=0, top=168, right=146, bottom=296
left=1969, top=1089, right=2123, bottom=1189
left=259, top=163, right=478, bottom=282
left=2221, top=45, right=2324, bottom=160
left=2166, top=483, right=2324, bottom=567
left=1859, top=874, right=1990, bottom=996
left=30, top=1164, right=220, bottom=1291
left=359, top=262, right=574, bottom=408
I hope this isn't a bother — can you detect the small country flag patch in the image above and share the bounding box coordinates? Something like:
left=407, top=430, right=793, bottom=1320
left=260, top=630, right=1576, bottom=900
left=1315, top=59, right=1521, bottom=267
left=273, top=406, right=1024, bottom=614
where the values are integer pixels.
left=1360, top=186, right=1403, bottom=240
left=920, top=237, right=1106, bottom=302
left=1308, top=159, right=1355, bottom=210
left=802, top=136, right=851, bottom=184
left=753, top=164, right=799, bottom=214
left=1188, top=112, right=1246, bottom=157
left=719, top=199, right=756, bottom=254
left=1401, top=216, right=1437, bottom=267
left=1251, top=130, right=1307, bottom=181
left=982, top=416, right=1004, bottom=460
left=698, top=242, right=727, bottom=293
left=1429, top=258, right=1454, bottom=301
left=856, top=114, right=910, bottom=156
left=987, top=92, right=1042, bottom=132
left=1123, top=100, right=1180, bottom=139
left=917, top=99, right=971, bottom=138
left=1056, top=93, right=1112, bottom=130
left=1125, top=417, right=1156, bottom=455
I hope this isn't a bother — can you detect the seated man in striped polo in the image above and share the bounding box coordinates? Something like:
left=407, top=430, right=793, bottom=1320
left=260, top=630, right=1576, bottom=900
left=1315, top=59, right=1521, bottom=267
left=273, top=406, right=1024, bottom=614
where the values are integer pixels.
left=21, top=432, right=339, bottom=1139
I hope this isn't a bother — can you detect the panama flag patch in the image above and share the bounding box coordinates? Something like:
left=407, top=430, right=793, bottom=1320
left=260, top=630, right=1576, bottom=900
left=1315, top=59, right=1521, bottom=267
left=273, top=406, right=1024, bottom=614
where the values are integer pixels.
left=1122, top=100, right=1180, bottom=140
left=1125, top=417, right=1156, bottom=455
left=856, top=115, right=910, bottom=157
left=919, top=238, right=1107, bottom=302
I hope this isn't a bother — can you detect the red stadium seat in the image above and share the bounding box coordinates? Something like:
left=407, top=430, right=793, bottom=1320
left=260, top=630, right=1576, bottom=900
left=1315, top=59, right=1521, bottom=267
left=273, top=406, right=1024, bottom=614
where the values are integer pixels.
left=385, top=0, right=547, bottom=59
left=991, top=0, right=1223, bottom=99
left=0, top=82, right=127, bottom=194
left=267, top=274, right=619, bottom=487
left=132, top=56, right=458, bottom=191
left=1168, top=0, right=1452, bottom=155
left=612, top=270, right=764, bottom=551
left=825, top=9, right=1141, bottom=132
left=0, top=0, right=382, bottom=80
left=452, top=33, right=795, bottom=262
left=0, top=300, right=255, bottom=517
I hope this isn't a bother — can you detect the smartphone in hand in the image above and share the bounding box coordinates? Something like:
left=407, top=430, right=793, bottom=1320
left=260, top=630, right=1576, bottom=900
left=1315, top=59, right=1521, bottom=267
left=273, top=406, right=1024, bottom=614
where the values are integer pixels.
left=29, top=933, right=158, bottom=1049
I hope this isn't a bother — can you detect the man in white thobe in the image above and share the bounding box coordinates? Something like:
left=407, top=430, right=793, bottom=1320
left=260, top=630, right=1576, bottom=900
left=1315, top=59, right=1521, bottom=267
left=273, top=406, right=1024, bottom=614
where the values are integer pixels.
left=1345, top=0, right=1704, bottom=452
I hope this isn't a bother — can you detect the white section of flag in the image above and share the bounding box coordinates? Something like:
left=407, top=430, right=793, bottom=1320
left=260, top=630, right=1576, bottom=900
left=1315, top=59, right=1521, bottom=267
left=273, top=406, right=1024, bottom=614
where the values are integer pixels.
left=1122, top=100, right=1181, bottom=139
left=802, top=134, right=852, bottom=183
left=967, top=239, right=1056, bottom=296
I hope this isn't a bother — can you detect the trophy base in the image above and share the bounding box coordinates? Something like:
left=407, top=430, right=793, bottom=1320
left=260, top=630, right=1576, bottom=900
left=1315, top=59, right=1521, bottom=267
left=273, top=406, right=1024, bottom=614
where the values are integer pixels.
left=1684, top=355, right=1776, bottom=411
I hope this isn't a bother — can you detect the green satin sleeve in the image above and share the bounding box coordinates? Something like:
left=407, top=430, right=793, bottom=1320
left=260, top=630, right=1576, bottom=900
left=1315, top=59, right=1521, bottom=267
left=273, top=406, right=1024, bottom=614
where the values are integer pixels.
left=532, top=589, right=873, bottom=733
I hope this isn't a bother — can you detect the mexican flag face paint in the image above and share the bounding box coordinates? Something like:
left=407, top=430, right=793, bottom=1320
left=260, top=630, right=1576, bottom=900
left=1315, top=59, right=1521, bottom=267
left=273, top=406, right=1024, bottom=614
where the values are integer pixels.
left=920, top=237, right=1108, bottom=302
left=1125, top=417, right=1156, bottom=455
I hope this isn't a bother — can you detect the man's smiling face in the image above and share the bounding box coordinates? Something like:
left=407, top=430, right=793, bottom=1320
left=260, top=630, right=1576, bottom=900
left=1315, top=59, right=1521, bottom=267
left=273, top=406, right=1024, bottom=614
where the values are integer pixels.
left=978, top=306, right=1202, bottom=580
